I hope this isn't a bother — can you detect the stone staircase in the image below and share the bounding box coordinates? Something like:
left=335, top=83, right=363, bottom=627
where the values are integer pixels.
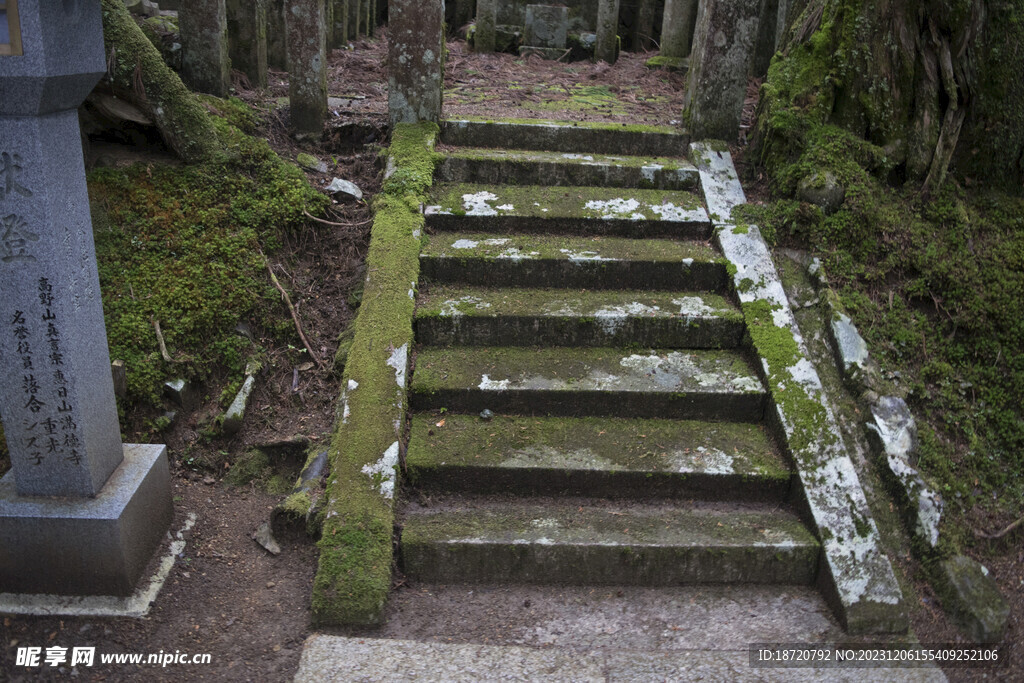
left=401, top=119, right=821, bottom=596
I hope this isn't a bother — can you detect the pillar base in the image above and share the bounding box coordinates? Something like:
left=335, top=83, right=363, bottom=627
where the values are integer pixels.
left=0, top=444, right=172, bottom=597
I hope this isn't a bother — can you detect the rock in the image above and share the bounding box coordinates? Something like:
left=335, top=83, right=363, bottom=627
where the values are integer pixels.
left=797, top=171, right=846, bottom=215
left=222, top=375, right=256, bottom=435
left=326, top=177, right=363, bottom=201
left=297, top=153, right=328, bottom=173
left=867, top=396, right=943, bottom=548
left=936, top=555, right=1009, bottom=643
left=831, top=312, right=869, bottom=378
left=163, top=378, right=199, bottom=411
left=252, top=522, right=282, bottom=555
left=480, top=409, right=494, bottom=421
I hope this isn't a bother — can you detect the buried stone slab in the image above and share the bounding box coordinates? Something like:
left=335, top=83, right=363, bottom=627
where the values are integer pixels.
left=441, top=119, right=689, bottom=157
left=419, top=232, right=729, bottom=291
left=222, top=374, right=256, bottom=435
left=692, top=143, right=907, bottom=634
left=406, top=413, right=792, bottom=500
left=425, top=183, right=710, bottom=238
left=410, top=346, right=766, bottom=421
left=414, top=286, right=744, bottom=348
left=435, top=148, right=699, bottom=190
left=401, top=501, right=819, bottom=585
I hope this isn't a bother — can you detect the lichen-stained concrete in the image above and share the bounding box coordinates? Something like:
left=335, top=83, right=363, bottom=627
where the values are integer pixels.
left=436, top=148, right=699, bottom=190
left=388, top=0, right=444, bottom=126
left=684, top=0, right=760, bottom=140
left=691, top=142, right=908, bottom=635
left=179, top=0, right=230, bottom=97
left=286, top=0, right=327, bottom=137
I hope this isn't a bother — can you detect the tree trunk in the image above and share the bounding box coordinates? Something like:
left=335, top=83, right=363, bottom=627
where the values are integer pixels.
left=755, top=0, right=1022, bottom=193
left=99, top=0, right=223, bottom=163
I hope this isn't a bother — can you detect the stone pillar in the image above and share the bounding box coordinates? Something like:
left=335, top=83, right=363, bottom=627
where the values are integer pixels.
left=594, top=0, right=620, bottom=64
left=475, top=0, right=496, bottom=53
left=287, top=0, right=328, bottom=137
left=227, top=0, right=269, bottom=89
left=684, top=0, right=761, bottom=139
left=634, top=0, right=656, bottom=50
left=0, top=0, right=171, bottom=597
left=660, top=0, right=697, bottom=59
left=348, top=0, right=361, bottom=39
left=331, top=0, right=348, bottom=48
left=179, top=0, right=231, bottom=96
left=452, top=0, right=475, bottom=31
left=388, top=0, right=444, bottom=126
left=267, top=0, right=287, bottom=70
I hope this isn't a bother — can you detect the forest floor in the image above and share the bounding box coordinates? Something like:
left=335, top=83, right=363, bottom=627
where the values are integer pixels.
left=1, top=31, right=1020, bottom=682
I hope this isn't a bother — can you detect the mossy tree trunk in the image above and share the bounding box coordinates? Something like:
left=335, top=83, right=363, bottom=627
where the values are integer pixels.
left=100, top=0, right=223, bottom=163
left=755, top=0, right=1023, bottom=194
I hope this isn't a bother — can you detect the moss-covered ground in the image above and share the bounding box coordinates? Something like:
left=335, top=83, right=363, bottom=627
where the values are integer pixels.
left=88, top=117, right=328, bottom=421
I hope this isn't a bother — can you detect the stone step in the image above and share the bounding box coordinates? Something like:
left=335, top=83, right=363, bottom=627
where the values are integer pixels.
left=410, top=346, right=766, bottom=421
left=406, top=414, right=792, bottom=501
left=419, top=233, right=729, bottom=291
left=415, top=286, right=744, bottom=348
left=400, top=499, right=819, bottom=586
left=425, top=183, right=710, bottom=239
left=436, top=147, right=699, bottom=190
left=441, top=118, right=690, bottom=156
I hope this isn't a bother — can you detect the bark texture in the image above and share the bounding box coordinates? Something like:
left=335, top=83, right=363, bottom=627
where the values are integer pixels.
left=755, top=0, right=1023, bottom=193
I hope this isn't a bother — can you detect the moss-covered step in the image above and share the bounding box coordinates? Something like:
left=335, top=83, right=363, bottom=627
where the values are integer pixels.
left=441, top=118, right=689, bottom=156
left=406, top=414, right=792, bottom=501
left=410, top=346, right=766, bottom=421
left=415, top=286, right=744, bottom=348
left=401, top=500, right=819, bottom=585
left=420, top=233, right=729, bottom=291
left=436, top=148, right=699, bottom=190
left=424, top=183, right=710, bottom=239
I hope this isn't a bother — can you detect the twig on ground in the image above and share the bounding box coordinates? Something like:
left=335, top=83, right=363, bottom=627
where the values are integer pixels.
left=303, top=209, right=373, bottom=228
left=152, top=318, right=173, bottom=363
left=976, top=515, right=1024, bottom=540
left=261, top=251, right=325, bottom=369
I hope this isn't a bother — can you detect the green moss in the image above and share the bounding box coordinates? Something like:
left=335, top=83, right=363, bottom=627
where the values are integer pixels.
left=226, top=449, right=271, bottom=486
left=313, top=122, right=439, bottom=626
left=90, top=130, right=327, bottom=411
left=450, top=115, right=680, bottom=135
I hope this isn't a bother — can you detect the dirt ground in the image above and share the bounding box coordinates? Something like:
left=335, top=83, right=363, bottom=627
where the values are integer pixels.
left=1, top=32, right=1021, bottom=683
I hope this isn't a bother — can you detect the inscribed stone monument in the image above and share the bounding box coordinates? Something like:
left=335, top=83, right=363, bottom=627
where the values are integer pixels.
left=0, top=0, right=172, bottom=597
left=524, top=5, right=568, bottom=49
left=388, top=0, right=444, bottom=127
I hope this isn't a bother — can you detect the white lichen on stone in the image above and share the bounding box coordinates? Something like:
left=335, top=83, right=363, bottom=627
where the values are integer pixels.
left=497, top=247, right=537, bottom=261
left=361, top=441, right=399, bottom=499
left=559, top=249, right=617, bottom=263
left=787, top=358, right=823, bottom=392
left=649, top=203, right=708, bottom=223
left=503, top=446, right=622, bottom=471
left=461, top=191, right=505, bottom=216
left=562, top=153, right=595, bottom=161
left=451, top=239, right=479, bottom=249
left=479, top=374, right=510, bottom=390
left=348, top=379, right=359, bottom=391
left=584, top=197, right=645, bottom=220
left=592, top=302, right=661, bottom=334
left=386, top=343, right=409, bottom=388
left=641, top=164, right=663, bottom=183
left=672, top=296, right=716, bottom=316
left=439, top=296, right=492, bottom=317
left=676, top=446, right=735, bottom=474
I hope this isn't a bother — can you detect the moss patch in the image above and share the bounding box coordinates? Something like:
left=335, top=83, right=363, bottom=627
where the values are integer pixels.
left=89, top=118, right=327, bottom=413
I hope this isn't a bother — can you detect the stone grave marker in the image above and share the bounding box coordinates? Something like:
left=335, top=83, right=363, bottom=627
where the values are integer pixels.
left=520, top=4, right=569, bottom=60
left=179, top=0, right=231, bottom=97
left=0, top=0, right=172, bottom=598
left=524, top=5, right=568, bottom=48
left=287, top=0, right=328, bottom=137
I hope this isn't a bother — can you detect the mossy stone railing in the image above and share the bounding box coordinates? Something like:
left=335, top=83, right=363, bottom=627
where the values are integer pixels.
left=311, top=122, right=439, bottom=625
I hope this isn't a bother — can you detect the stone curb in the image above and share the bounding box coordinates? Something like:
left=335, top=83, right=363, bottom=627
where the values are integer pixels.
left=310, top=123, right=438, bottom=626
left=692, top=142, right=907, bottom=635
left=800, top=253, right=1008, bottom=643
